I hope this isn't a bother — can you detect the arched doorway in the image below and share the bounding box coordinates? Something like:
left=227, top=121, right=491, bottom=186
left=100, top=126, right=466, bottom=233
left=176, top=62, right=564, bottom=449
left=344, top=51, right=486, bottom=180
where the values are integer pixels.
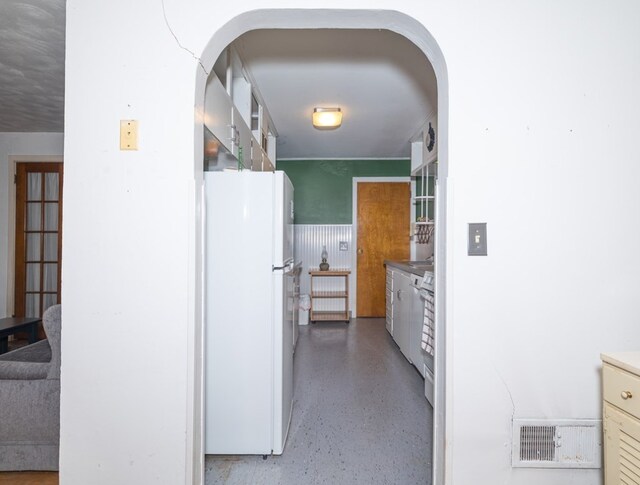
left=193, top=10, right=448, bottom=484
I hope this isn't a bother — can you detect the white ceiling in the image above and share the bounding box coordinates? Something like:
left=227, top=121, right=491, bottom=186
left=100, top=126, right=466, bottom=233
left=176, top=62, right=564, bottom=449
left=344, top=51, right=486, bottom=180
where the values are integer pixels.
left=0, top=0, right=65, bottom=132
left=233, top=29, right=437, bottom=160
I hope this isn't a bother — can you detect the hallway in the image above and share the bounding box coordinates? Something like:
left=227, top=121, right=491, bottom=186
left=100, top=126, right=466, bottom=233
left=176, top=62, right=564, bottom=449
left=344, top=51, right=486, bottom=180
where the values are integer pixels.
left=205, top=318, right=432, bottom=484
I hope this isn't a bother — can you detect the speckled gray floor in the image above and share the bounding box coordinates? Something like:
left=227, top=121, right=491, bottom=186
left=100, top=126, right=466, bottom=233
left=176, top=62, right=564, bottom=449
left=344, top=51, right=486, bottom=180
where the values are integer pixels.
left=205, top=318, right=432, bottom=484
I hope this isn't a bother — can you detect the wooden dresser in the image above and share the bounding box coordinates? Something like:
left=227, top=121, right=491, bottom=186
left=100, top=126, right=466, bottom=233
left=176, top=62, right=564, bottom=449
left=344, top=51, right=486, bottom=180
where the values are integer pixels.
left=602, top=352, right=640, bottom=484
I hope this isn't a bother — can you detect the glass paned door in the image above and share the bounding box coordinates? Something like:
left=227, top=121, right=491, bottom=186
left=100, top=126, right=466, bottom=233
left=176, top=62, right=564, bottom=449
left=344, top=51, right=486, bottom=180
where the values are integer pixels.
left=15, top=162, right=63, bottom=324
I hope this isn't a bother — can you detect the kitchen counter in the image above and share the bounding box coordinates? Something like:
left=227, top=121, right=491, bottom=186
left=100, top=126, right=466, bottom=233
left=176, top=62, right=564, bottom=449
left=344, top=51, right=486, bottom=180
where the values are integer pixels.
left=384, top=260, right=434, bottom=277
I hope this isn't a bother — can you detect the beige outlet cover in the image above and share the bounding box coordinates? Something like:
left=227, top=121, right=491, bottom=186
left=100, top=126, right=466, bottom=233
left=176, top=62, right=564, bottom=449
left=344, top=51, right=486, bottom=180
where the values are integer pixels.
left=120, top=120, right=138, bottom=150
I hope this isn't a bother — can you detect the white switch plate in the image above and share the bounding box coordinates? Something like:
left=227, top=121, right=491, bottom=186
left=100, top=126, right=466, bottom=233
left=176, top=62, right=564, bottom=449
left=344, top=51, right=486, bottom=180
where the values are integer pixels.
left=468, top=223, right=487, bottom=256
left=339, top=241, right=348, bottom=251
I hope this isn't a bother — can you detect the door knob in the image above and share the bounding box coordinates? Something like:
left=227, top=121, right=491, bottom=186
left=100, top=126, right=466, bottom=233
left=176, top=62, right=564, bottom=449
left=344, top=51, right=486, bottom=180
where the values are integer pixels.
left=357, top=248, right=363, bottom=255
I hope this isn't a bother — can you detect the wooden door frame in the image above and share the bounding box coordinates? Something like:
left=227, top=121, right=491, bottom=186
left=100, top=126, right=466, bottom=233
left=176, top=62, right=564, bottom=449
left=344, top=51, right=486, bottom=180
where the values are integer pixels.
left=6, top=156, right=63, bottom=317
left=351, top=177, right=412, bottom=318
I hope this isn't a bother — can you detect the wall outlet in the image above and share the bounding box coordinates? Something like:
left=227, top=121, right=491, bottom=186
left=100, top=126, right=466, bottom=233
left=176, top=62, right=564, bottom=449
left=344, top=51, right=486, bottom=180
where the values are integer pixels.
left=339, top=241, right=348, bottom=251
left=120, top=120, right=138, bottom=150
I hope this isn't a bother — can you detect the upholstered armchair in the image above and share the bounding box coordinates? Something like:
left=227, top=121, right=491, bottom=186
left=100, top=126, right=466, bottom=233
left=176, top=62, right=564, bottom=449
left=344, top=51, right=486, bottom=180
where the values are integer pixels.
left=0, top=304, right=61, bottom=471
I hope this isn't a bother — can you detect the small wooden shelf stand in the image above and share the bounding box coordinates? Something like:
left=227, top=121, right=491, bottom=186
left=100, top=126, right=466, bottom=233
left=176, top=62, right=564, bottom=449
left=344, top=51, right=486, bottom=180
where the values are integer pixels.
left=309, top=269, right=351, bottom=323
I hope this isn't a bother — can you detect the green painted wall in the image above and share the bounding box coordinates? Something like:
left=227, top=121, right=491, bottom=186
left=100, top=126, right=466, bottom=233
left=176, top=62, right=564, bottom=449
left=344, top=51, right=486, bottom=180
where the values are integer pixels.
left=276, top=159, right=410, bottom=224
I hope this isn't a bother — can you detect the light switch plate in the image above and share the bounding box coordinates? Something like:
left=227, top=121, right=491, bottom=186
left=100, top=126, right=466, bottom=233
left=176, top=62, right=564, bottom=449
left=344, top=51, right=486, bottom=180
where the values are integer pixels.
left=468, top=223, right=487, bottom=256
left=339, top=241, right=348, bottom=251
left=120, top=120, right=138, bottom=150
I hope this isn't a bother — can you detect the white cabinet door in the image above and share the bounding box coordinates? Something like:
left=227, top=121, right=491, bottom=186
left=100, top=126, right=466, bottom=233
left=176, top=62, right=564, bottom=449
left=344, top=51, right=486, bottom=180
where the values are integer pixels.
left=391, top=271, right=402, bottom=344
left=232, top=75, right=252, bottom=127
left=604, top=401, right=640, bottom=484
left=232, top=106, right=252, bottom=169
left=409, top=282, right=425, bottom=376
left=251, top=136, right=262, bottom=171
left=393, top=272, right=411, bottom=360
left=204, top=76, right=233, bottom=153
left=262, top=147, right=274, bottom=172
left=385, top=268, right=393, bottom=335
left=400, top=274, right=413, bottom=360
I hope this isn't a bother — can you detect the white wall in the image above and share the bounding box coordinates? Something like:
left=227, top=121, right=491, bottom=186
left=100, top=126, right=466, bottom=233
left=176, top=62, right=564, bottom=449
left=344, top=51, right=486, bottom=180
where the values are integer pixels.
left=0, top=132, right=64, bottom=318
left=62, top=2, right=640, bottom=484
left=443, top=3, right=640, bottom=482
left=294, top=224, right=352, bottom=314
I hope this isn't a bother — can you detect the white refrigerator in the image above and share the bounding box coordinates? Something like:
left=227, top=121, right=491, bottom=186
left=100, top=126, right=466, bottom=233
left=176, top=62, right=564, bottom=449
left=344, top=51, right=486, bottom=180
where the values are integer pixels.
left=204, top=170, right=295, bottom=455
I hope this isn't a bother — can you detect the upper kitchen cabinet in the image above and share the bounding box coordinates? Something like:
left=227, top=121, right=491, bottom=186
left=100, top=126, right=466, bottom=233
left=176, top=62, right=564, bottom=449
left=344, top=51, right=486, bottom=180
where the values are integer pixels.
left=231, top=63, right=253, bottom=129
left=250, top=138, right=262, bottom=171
left=262, top=146, right=274, bottom=172
left=411, top=114, right=438, bottom=249
left=250, top=142, right=274, bottom=172
left=232, top=106, right=252, bottom=169
left=204, top=76, right=234, bottom=154
left=203, top=46, right=277, bottom=172
left=267, top=133, right=276, bottom=164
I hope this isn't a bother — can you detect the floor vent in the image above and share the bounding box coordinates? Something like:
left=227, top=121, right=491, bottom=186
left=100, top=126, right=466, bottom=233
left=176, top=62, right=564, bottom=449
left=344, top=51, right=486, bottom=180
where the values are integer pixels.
left=512, top=419, right=602, bottom=469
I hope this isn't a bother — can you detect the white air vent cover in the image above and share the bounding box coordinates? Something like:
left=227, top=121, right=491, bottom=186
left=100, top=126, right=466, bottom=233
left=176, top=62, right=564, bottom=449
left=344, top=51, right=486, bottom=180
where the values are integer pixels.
left=512, top=419, right=602, bottom=469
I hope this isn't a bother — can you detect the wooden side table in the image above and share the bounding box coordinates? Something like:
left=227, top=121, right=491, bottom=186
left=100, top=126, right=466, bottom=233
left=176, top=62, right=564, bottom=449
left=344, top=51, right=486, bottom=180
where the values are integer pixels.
left=308, top=269, right=351, bottom=323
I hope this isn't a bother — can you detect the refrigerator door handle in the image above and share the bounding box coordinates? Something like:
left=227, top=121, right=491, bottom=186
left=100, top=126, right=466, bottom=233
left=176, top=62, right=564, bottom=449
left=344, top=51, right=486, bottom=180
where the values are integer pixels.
left=273, top=258, right=295, bottom=272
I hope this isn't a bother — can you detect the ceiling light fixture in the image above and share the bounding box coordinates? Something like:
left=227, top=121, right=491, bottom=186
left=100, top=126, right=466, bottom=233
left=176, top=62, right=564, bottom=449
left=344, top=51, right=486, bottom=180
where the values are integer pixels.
left=312, top=107, right=342, bottom=129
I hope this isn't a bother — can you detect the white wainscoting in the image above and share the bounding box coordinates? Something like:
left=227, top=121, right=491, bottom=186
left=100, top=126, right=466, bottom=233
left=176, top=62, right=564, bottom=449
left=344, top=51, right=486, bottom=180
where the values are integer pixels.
left=294, top=225, right=352, bottom=315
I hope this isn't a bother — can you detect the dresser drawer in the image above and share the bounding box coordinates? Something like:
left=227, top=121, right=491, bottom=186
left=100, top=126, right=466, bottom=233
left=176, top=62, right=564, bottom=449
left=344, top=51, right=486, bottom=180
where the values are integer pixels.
left=603, top=363, right=640, bottom=419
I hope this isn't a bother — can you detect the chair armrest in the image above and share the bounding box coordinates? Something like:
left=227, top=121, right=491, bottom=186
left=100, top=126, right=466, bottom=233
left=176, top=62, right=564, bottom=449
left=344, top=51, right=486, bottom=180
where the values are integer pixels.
left=0, top=361, right=50, bottom=380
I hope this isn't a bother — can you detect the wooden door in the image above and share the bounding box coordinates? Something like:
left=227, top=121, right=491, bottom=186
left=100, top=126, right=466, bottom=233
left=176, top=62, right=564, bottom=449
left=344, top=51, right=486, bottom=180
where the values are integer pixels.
left=357, top=182, right=410, bottom=317
left=14, top=162, right=63, bottom=331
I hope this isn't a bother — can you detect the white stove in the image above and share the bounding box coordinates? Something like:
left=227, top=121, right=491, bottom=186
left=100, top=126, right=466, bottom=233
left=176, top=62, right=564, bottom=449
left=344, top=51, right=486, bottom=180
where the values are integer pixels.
left=420, top=271, right=435, bottom=406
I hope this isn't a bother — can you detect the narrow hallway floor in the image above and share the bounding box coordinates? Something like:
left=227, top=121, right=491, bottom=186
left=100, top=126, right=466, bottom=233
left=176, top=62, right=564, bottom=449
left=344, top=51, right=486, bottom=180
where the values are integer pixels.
left=205, top=318, right=432, bottom=484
